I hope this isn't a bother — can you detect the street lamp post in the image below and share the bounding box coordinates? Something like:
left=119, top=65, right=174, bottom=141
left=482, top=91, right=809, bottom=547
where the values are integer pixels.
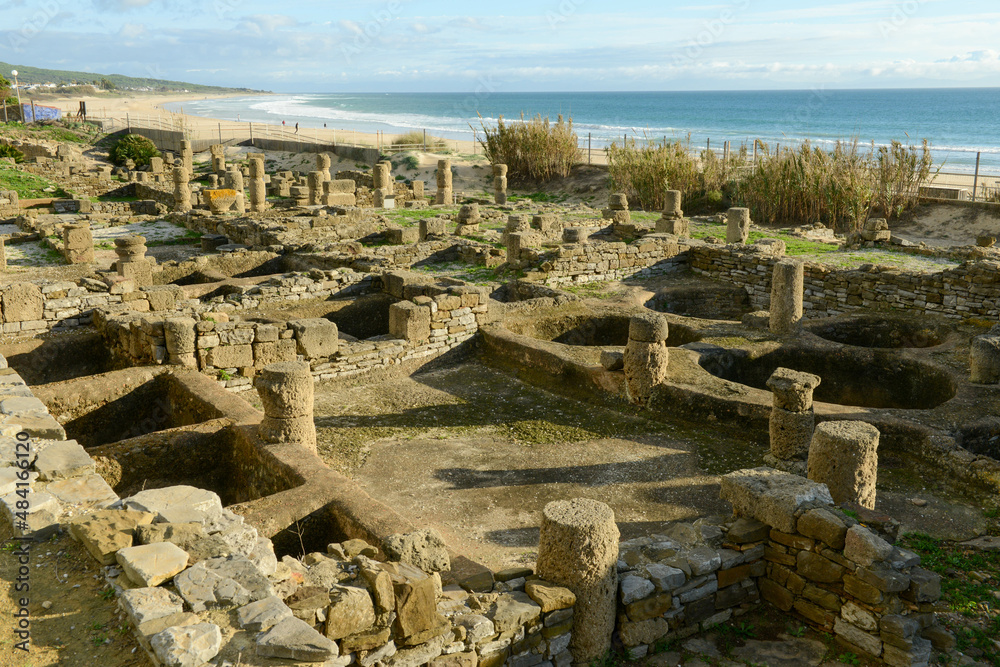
left=11, top=70, right=22, bottom=122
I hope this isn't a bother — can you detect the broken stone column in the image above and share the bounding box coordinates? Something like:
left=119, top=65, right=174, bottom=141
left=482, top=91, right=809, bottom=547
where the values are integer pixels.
left=225, top=167, right=246, bottom=215
left=767, top=367, right=821, bottom=466
left=970, top=333, right=1000, bottom=384
left=808, top=421, right=880, bottom=510
left=769, top=259, right=804, bottom=334
left=307, top=171, right=323, bottom=206
left=602, top=193, right=631, bottom=225
left=623, top=312, right=670, bottom=405
left=0, top=238, right=6, bottom=271
left=172, top=166, right=192, bottom=213
left=655, top=190, right=688, bottom=236
left=493, top=163, right=508, bottom=205
left=163, top=317, right=198, bottom=369
left=248, top=157, right=267, bottom=213
left=62, top=223, right=94, bottom=264
left=149, top=157, right=164, bottom=175
left=180, top=140, right=194, bottom=178
left=316, top=153, right=332, bottom=182
left=210, top=144, right=226, bottom=174
left=435, top=159, right=453, bottom=205
left=255, top=361, right=317, bottom=453
left=503, top=214, right=530, bottom=243
left=726, top=207, right=751, bottom=244
left=455, top=204, right=481, bottom=235
left=114, top=236, right=152, bottom=287
left=536, top=498, right=619, bottom=666
left=207, top=174, right=219, bottom=190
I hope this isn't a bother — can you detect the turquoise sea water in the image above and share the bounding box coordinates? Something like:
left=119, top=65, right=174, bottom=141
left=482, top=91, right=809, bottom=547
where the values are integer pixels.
left=166, top=88, right=1000, bottom=174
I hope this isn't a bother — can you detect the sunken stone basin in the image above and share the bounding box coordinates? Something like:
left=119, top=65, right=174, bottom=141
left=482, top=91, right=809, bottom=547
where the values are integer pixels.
left=509, top=313, right=701, bottom=348
left=698, top=344, right=957, bottom=410
left=804, top=314, right=952, bottom=349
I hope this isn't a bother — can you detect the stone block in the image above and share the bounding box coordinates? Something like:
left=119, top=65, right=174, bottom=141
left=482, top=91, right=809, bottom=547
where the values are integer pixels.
left=33, top=439, right=94, bottom=481
left=796, top=507, right=848, bottom=550
left=289, top=318, right=339, bottom=358
left=117, top=542, right=189, bottom=586
left=2, top=283, right=43, bottom=322
left=808, top=421, right=880, bottom=509
left=389, top=301, right=432, bottom=342
left=719, top=467, right=834, bottom=534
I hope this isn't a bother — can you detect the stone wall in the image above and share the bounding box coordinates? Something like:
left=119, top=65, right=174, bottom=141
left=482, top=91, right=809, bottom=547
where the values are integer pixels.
left=529, top=235, right=690, bottom=286
left=690, top=243, right=1000, bottom=320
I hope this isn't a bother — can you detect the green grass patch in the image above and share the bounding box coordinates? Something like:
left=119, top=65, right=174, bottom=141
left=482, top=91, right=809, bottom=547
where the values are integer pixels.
left=0, top=165, right=71, bottom=199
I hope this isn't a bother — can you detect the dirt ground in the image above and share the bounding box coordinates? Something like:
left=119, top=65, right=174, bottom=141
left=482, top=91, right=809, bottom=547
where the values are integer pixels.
left=893, top=202, right=1000, bottom=247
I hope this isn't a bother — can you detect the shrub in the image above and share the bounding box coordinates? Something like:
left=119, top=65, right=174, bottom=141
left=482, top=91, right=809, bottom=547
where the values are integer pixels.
left=109, top=134, right=160, bottom=167
left=392, top=131, right=447, bottom=151
left=607, top=137, right=702, bottom=210
left=0, top=143, right=25, bottom=163
left=476, top=113, right=580, bottom=182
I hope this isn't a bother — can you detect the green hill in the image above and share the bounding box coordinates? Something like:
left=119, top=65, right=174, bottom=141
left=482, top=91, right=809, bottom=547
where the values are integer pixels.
left=0, top=61, right=266, bottom=94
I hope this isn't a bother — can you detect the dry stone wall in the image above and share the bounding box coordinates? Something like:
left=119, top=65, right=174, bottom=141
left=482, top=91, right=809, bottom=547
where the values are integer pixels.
left=530, top=235, right=690, bottom=286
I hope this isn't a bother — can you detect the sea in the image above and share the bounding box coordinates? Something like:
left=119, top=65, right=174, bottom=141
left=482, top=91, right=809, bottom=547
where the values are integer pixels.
left=165, top=88, right=1000, bottom=175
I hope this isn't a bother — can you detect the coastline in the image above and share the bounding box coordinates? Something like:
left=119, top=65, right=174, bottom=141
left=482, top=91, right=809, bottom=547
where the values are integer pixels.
left=28, top=91, right=997, bottom=190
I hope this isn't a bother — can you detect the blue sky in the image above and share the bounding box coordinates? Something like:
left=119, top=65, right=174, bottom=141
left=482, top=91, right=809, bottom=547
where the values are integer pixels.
left=1, top=0, right=999, bottom=91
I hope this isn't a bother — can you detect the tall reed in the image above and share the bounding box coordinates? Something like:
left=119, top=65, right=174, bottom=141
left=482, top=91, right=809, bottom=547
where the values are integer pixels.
left=476, top=114, right=580, bottom=182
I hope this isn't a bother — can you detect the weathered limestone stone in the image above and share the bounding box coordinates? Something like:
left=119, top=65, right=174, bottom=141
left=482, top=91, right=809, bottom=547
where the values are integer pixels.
left=34, top=439, right=94, bottom=481
left=770, top=259, right=804, bottom=334
left=289, top=318, right=339, bottom=358
left=325, top=584, right=376, bottom=640
left=656, top=190, right=689, bottom=236
left=62, top=223, right=94, bottom=264
left=623, top=313, right=669, bottom=405
left=114, top=236, right=152, bottom=287
left=536, top=498, right=618, bottom=665
left=719, top=467, right=834, bottom=534
left=524, top=580, right=576, bottom=613
left=808, top=421, right=880, bottom=510
left=123, top=485, right=224, bottom=524
left=151, top=623, right=222, bottom=667
left=860, top=217, right=891, bottom=243
left=383, top=528, right=450, bottom=572
left=257, top=616, right=339, bottom=661
left=435, top=159, right=453, bottom=205
left=970, top=334, right=1000, bottom=384
left=225, top=167, right=246, bottom=214
left=256, top=361, right=317, bottom=453
left=796, top=507, right=848, bottom=550
left=207, top=343, right=253, bottom=368
left=769, top=407, right=816, bottom=461
left=210, top=144, right=226, bottom=174
left=386, top=227, right=419, bottom=245
left=249, top=157, right=267, bottom=212
left=844, top=524, right=893, bottom=567
left=493, top=164, right=508, bottom=205
left=2, top=283, right=43, bottom=322
left=206, top=188, right=238, bottom=214
left=1, top=489, right=59, bottom=536
left=164, top=317, right=198, bottom=369
left=767, top=368, right=821, bottom=412
left=117, top=542, right=189, bottom=586
left=420, top=217, right=448, bottom=241
left=70, top=509, right=154, bottom=564
left=46, top=473, right=118, bottom=508
left=237, top=596, right=293, bottom=633
left=389, top=301, right=431, bottom=342
left=120, top=587, right=186, bottom=625
left=600, top=349, right=624, bottom=371
left=563, top=227, right=591, bottom=244
left=726, top=207, right=751, bottom=244
left=393, top=573, right=446, bottom=642
left=317, top=153, right=332, bottom=181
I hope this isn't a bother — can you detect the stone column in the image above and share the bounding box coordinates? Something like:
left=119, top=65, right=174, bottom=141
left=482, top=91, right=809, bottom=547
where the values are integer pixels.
left=493, top=163, right=508, bottom=205
left=114, top=236, right=152, bottom=286
left=210, top=144, right=226, bottom=174
left=163, top=317, right=198, bottom=369
left=766, top=367, right=821, bottom=466
left=623, top=313, right=670, bottom=405
left=180, top=140, right=194, bottom=178
left=249, top=157, right=267, bottom=213
left=62, top=223, right=94, bottom=264
left=435, top=159, right=453, bottom=205
left=970, top=334, right=1000, bottom=384
left=172, top=166, right=192, bottom=213
left=655, top=190, right=688, bottom=237
left=378, top=161, right=394, bottom=195
left=726, top=207, right=751, bottom=244
left=308, top=171, right=323, bottom=206
left=503, top=214, right=530, bottom=244
left=563, top=227, right=591, bottom=244
left=536, top=498, right=619, bottom=666
left=226, top=167, right=246, bottom=215
left=255, top=361, right=317, bottom=453
left=769, top=259, right=804, bottom=334
left=602, top=193, right=631, bottom=225
left=0, top=238, right=6, bottom=271
left=207, top=174, right=219, bottom=190
left=808, top=421, right=880, bottom=510
left=317, top=153, right=332, bottom=182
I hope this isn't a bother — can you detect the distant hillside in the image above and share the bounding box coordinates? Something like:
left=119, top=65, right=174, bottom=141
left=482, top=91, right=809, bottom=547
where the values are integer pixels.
left=0, top=61, right=266, bottom=94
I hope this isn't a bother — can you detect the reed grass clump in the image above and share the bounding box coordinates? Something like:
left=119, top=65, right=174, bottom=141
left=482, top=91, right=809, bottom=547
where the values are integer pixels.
left=476, top=113, right=580, bottom=182
left=392, top=131, right=447, bottom=151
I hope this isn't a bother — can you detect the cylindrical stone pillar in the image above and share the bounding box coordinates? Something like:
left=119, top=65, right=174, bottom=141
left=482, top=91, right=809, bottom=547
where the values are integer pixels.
left=726, top=207, right=751, bottom=244
left=180, top=140, right=194, bottom=178
left=536, top=499, right=619, bottom=666
left=435, top=159, right=453, bottom=205
left=808, top=421, right=880, bottom=509
left=767, top=367, right=821, bottom=461
left=249, top=157, right=267, bottom=213
left=317, top=153, right=332, bottom=181
left=173, top=166, right=192, bottom=212
left=255, top=361, right=317, bottom=453
left=307, top=171, right=323, bottom=206
left=163, top=317, right=197, bottom=369
left=769, top=259, right=804, bottom=335
left=623, top=313, right=670, bottom=406
left=970, top=334, right=1000, bottom=384
left=663, top=190, right=683, bottom=219
left=493, top=163, right=508, bottom=205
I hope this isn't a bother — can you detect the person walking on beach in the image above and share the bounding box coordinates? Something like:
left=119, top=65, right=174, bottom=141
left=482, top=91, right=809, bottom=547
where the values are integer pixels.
left=295, top=122, right=299, bottom=134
